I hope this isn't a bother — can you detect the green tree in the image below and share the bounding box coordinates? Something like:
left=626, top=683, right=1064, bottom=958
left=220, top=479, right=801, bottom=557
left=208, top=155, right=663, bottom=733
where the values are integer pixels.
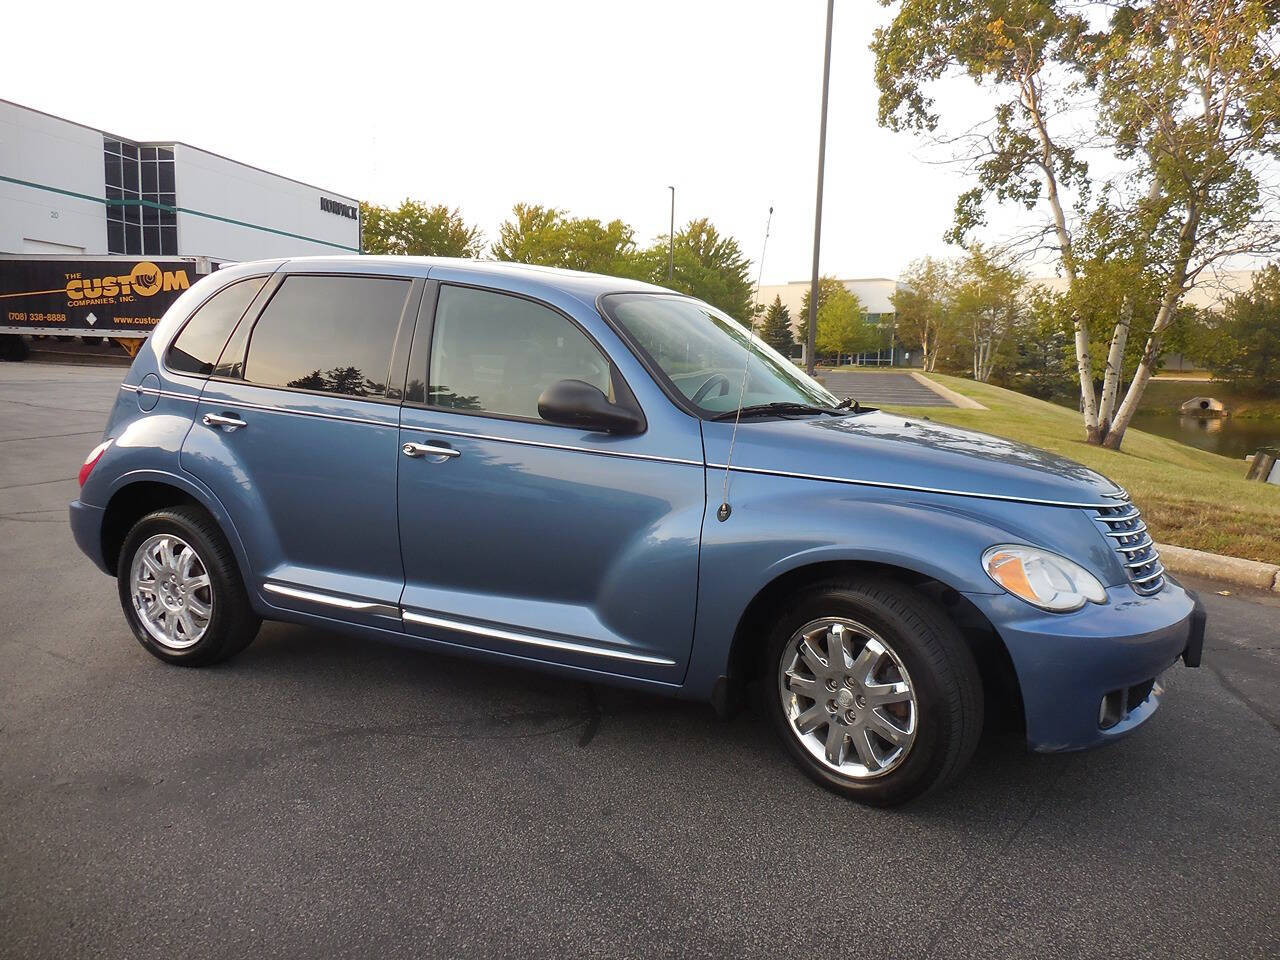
left=873, top=0, right=1280, bottom=449
left=758, top=295, right=795, bottom=354
left=491, top=203, right=643, bottom=277
left=639, top=218, right=755, bottom=320
left=1012, top=285, right=1076, bottom=400
left=1082, top=2, right=1280, bottom=446
left=952, top=246, right=1027, bottom=383
left=893, top=257, right=960, bottom=372
left=795, top=276, right=850, bottom=353
left=360, top=200, right=483, bottom=257
left=815, top=284, right=876, bottom=364
left=1207, top=265, right=1280, bottom=393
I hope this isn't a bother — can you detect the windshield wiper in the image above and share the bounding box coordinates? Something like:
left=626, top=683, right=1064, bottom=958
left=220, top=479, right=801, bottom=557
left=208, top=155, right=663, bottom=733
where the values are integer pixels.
left=710, top=402, right=841, bottom=420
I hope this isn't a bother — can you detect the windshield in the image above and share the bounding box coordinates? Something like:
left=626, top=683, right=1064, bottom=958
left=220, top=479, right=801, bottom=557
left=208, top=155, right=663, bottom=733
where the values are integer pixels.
left=603, top=294, right=839, bottom=416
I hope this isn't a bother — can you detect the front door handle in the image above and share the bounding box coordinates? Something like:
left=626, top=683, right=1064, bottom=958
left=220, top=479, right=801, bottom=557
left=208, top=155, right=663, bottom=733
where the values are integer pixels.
left=402, top=441, right=460, bottom=460
left=202, top=412, right=247, bottom=431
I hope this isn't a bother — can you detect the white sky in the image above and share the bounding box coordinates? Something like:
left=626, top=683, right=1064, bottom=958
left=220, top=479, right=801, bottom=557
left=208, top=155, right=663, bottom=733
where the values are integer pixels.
left=3, top=0, right=990, bottom=284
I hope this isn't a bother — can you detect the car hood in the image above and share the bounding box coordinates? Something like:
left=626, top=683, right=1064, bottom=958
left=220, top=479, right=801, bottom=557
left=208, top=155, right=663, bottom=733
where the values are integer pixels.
left=705, top=410, right=1125, bottom=507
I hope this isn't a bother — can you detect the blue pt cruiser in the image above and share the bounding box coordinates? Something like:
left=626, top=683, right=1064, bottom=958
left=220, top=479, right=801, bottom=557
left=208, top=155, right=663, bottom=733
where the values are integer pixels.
left=69, top=257, right=1205, bottom=805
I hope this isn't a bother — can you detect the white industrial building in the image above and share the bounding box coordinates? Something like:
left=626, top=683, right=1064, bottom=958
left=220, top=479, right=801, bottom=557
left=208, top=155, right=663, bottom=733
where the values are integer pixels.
left=756, top=277, right=913, bottom=365
left=0, top=99, right=361, bottom=263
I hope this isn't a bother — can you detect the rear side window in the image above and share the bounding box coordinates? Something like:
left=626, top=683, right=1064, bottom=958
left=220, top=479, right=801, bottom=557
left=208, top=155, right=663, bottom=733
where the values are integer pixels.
left=427, top=285, right=611, bottom=419
left=166, top=277, right=266, bottom=376
left=243, top=275, right=410, bottom=399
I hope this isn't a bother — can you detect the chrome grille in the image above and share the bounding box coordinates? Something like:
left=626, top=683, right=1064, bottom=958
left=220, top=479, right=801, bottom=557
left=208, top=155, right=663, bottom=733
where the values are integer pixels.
left=1091, top=501, right=1165, bottom=595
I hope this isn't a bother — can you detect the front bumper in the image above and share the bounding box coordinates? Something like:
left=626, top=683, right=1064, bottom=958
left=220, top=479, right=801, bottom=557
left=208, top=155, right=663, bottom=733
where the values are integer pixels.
left=69, top=499, right=110, bottom=574
left=964, top=579, right=1203, bottom=752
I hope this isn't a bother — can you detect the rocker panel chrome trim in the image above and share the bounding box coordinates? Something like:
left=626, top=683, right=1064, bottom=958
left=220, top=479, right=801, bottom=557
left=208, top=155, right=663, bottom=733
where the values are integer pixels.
left=262, top=582, right=400, bottom=618
left=401, top=610, right=677, bottom=666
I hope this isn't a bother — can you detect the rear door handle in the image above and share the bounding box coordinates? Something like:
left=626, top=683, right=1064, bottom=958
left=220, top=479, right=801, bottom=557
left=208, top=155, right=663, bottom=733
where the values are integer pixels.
left=202, top=412, right=247, bottom=431
left=402, top=441, right=460, bottom=460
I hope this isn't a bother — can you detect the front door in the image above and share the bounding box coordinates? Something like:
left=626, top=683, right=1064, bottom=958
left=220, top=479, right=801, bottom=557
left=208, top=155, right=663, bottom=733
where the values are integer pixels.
left=182, top=271, right=419, bottom=625
left=396, top=282, right=704, bottom=683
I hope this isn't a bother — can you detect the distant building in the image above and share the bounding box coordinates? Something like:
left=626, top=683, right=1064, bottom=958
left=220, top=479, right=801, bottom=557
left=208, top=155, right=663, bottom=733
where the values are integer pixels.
left=1, top=99, right=360, bottom=263
left=755, top=277, right=914, bottom=366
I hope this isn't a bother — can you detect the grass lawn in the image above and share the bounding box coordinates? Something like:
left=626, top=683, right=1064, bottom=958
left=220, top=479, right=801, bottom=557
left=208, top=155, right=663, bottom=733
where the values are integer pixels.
left=884, top=374, right=1280, bottom=565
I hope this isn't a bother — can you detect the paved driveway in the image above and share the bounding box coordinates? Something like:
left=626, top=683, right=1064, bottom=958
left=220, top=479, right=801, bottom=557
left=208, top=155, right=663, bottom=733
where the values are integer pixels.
left=818, top=369, right=953, bottom=407
left=2, top=363, right=1277, bottom=959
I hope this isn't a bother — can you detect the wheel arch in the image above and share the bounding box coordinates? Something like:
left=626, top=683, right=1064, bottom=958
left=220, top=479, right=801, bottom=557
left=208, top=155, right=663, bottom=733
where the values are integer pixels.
left=720, top=559, right=1025, bottom=735
left=100, top=471, right=250, bottom=584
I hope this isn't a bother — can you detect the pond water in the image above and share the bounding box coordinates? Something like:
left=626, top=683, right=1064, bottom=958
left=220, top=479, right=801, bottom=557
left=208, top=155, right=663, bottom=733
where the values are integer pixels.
left=1128, top=412, right=1280, bottom=461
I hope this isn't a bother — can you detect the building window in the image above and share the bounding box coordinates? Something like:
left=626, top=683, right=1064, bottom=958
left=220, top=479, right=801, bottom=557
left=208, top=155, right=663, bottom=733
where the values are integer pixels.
left=104, top=137, right=177, bottom=256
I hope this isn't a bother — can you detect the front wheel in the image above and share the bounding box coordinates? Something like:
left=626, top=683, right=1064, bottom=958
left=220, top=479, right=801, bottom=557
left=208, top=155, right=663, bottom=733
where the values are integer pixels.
left=117, top=505, right=260, bottom=666
left=763, top=578, right=983, bottom=806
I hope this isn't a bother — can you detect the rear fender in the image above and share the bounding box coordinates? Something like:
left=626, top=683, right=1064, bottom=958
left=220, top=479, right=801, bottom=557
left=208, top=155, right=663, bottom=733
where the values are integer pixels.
left=101, top=468, right=254, bottom=601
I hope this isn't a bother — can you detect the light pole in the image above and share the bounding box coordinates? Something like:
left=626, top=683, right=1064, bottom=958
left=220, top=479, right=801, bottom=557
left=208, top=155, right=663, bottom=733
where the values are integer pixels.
left=806, top=0, right=835, bottom=376
left=667, top=185, right=675, bottom=282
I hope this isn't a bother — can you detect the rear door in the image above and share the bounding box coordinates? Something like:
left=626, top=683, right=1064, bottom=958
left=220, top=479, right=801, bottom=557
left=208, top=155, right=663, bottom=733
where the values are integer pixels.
left=181, top=270, right=421, bottom=626
left=395, top=281, right=705, bottom=682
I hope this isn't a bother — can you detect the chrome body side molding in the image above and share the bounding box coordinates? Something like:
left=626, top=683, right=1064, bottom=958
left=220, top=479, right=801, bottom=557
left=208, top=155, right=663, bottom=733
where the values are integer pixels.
left=263, top=582, right=400, bottom=618
left=401, top=609, right=677, bottom=666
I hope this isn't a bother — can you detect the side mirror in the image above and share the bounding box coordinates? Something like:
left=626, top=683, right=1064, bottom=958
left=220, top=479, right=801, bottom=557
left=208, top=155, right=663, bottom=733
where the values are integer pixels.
left=537, top=379, right=644, bottom=435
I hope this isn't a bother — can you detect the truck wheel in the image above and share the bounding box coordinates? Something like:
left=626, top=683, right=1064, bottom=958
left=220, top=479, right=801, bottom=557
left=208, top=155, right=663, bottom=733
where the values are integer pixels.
left=0, top=335, right=29, bottom=361
left=762, top=578, right=983, bottom=806
left=116, top=506, right=260, bottom=666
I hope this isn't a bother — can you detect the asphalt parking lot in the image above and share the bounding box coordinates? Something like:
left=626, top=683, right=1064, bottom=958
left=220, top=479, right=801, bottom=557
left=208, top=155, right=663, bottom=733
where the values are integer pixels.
left=2, top=362, right=1278, bottom=959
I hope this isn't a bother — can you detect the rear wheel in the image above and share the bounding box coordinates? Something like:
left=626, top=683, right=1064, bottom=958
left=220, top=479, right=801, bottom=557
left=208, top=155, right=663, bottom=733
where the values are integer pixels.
left=762, top=578, right=983, bottom=806
left=117, top=506, right=260, bottom=666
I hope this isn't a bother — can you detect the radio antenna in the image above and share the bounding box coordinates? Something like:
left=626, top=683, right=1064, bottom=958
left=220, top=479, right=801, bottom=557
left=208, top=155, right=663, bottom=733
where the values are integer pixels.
left=717, top=204, right=773, bottom=523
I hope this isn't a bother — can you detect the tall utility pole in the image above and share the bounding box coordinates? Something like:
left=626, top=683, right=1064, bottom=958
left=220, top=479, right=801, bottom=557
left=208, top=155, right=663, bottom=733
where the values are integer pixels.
left=667, top=185, right=676, bottom=282
left=806, top=0, right=835, bottom=375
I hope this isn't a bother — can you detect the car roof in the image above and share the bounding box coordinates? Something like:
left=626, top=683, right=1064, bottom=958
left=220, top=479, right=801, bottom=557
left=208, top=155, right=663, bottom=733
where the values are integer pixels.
left=272, top=255, right=675, bottom=305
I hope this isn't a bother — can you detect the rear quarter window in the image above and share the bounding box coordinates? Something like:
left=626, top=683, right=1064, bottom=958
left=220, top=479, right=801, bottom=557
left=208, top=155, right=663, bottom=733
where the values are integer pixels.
left=165, top=276, right=267, bottom=376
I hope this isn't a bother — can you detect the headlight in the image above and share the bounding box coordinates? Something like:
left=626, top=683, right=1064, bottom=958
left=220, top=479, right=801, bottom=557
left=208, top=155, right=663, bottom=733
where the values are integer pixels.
left=982, top=545, right=1108, bottom=612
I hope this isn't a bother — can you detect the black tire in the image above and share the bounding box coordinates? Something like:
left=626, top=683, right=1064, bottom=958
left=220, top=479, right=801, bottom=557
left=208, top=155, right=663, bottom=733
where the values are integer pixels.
left=116, top=505, right=260, bottom=666
left=0, top=334, right=29, bottom=362
left=761, top=577, right=983, bottom=806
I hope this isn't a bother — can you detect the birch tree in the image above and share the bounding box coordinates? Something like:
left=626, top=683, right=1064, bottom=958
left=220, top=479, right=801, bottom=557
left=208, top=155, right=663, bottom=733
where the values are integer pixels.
left=893, top=256, right=959, bottom=372
left=953, top=246, right=1027, bottom=382
left=1083, top=0, right=1280, bottom=447
left=873, top=0, right=1280, bottom=449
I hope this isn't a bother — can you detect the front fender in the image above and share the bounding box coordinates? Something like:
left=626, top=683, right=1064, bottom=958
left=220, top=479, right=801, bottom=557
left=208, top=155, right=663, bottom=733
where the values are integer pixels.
left=681, top=471, right=1090, bottom=699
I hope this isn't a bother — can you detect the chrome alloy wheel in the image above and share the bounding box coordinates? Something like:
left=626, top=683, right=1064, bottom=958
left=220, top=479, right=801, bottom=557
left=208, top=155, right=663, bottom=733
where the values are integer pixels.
left=778, top=618, right=918, bottom=779
left=129, top=533, right=213, bottom=650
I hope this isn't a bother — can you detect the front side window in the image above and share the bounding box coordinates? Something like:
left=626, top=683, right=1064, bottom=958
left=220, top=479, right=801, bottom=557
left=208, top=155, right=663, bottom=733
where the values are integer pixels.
left=427, top=285, right=612, bottom=419
left=242, top=275, right=410, bottom=399
left=166, top=276, right=266, bottom=376
left=603, top=294, right=837, bottom=415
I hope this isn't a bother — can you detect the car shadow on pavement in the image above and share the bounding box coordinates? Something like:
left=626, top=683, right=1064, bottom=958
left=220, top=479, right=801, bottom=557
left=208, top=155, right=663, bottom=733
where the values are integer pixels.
left=221, top=619, right=1094, bottom=819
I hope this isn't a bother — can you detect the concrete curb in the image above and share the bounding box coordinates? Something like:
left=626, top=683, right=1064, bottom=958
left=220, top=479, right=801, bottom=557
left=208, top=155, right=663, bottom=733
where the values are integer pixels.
left=1156, top=542, right=1280, bottom=592
left=909, top=372, right=987, bottom=409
